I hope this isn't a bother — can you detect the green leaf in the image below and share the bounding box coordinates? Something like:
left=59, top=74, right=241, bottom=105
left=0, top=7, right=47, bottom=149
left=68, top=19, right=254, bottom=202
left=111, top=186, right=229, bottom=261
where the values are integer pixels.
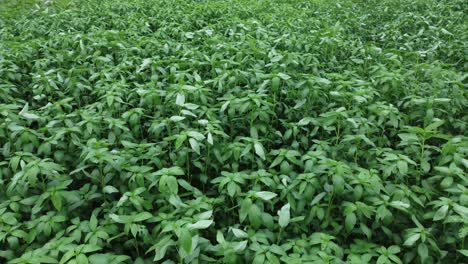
left=225, top=181, right=236, bottom=197
left=159, top=175, right=178, bottom=194
left=38, top=256, right=59, bottom=264
left=60, top=251, right=75, bottom=264
left=388, top=245, right=400, bottom=254
left=425, top=120, right=444, bottom=131
left=176, top=93, right=185, bottom=105
left=249, top=204, right=262, bottom=228
left=255, top=191, right=277, bottom=201
left=253, top=254, right=266, bottom=264
left=388, top=254, right=403, bottom=264
left=278, top=203, right=290, bottom=228
left=254, top=142, right=266, bottom=160
left=197, top=210, right=213, bottom=220
left=453, top=204, right=468, bottom=217
left=398, top=133, right=419, bottom=143
left=233, top=240, right=248, bottom=252
left=417, top=243, right=428, bottom=262
left=187, top=219, right=213, bottom=230
left=185, top=32, right=194, bottom=39
left=404, top=233, right=420, bottom=246
left=389, top=201, right=410, bottom=210
left=51, top=192, right=62, bottom=211
left=345, top=213, right=356, bottom=232
left=269, top=156, right=284, bottom=168
left=266, top=252, right=280, bottom=264
left=87, top=254, right=109, bottom=264
left=458, top=249, right=468, bottom=257
left=153, top=243, right=172, bottom=261
left=175, top=134, right=187, bottom=149
left=103, top=185, right=119, bottom=194
left=146, top=236, right=173, bottom=261
left=396, top=160, right=408, bottom=174
left=440, top=177, right=453, bottom=188
left=216, top=230, right=225, bottom=243
left=231, top=228, right=248, bottom=238
left=376, top=255, right=388, bottom=264
left=170, top=116, right=186, bottom=122
left=178, top=228, right=192, bottom=253
left=433, top=205, right=449, bottom=221
left=421, top=160, right=430, bottom=172
left=360, top=223, right=372, bottom=239
left=240, top=199, right=252, bottom=222
left=19, top=103, right=39, bottom=120
left=189, top=138, right=200, bottom=154
left=187, top=131, right=205, bottom=140
left=82, top=244, right=102, bottom=253
left=271, top=77, right=280, bottom=90
left=76, top=254, right=88, bottom=264
left=207, top=132, right=213, bottom=145
left=89, top=214, right=98, bottom=230
left=133, top=212, right=152, bottom=222
left=311, top=192, right=326, bottom=206
left=277, top=73, right=291, bottom=80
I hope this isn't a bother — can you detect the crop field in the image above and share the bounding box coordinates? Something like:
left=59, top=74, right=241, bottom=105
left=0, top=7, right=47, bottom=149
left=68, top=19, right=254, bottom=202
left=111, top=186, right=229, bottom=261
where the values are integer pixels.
left=0, top=0, right=467, bottom=263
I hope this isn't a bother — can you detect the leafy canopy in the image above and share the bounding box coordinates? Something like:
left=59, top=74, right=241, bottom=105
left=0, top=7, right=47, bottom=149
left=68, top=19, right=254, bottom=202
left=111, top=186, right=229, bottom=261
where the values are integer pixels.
left=0, top=0, right=467, bottom=263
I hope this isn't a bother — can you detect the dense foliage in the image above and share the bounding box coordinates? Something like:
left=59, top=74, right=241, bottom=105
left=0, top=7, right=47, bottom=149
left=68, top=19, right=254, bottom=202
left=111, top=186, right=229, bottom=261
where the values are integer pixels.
left=0, top=0, right=467, bottom=263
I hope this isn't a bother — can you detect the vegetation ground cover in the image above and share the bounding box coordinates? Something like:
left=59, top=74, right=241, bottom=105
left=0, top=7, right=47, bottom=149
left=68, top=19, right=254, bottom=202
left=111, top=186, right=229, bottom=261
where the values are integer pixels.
left=0, top=0, right=467, bottom=263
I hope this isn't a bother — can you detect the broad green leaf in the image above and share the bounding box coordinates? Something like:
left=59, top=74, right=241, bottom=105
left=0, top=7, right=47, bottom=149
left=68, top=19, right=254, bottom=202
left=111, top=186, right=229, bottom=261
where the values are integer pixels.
left=239, top=199, right=252, bottom=223
left=453, top=204, right=468, bottom=217
left=404, top=233, right=420, bottom=246
left=231, top=228, right=248, bottom=238
left=345, top=213, right=356, bottom=232
left=278, top=203, right=290, bottom=228
left=133, top=212, right=152, bottom=222
left=388, top=246, right=400, bottom=254
left=187, top=219, right=213, bottom=230
left=417, top=243, right=428, bottom=262
left=170, top=116, right=185, bottom=122
left=311, top=192, right=327, bottom=206
left=60, top=251, right=75, bottom=264
left=175, top=134, right=187, bottom=149
left=76, top=254, right=88, bottom=264
left=176, top=93, right=185, bottom=105
left=249, top=204, right=262, bottom=228
left=89, top=214, right=98, bottom=230
left=254, top=143, right=266, bottom=160
left=103, top=185, right=119, bottom=194
left=433, top=205, right=449, bottom=221
left=178, top=228, right=192, bottom=253
left=253, top=254, right=266, bottom=264
left=360, top=223, right=372, bottom=239
left=51, top=192, right=62, bottom=211
left=82, top=244, right=102, bottom=253
left=233, top=240, right=247, bottom=252
left=376, top=255, right=388, bottom=264
left=255, top=191, right=277, bottom=201
left=159, top=175, right=178, bottom=194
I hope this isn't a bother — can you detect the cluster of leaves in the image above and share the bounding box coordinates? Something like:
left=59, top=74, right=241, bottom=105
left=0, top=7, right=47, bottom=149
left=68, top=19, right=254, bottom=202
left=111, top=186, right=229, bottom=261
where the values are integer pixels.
left=1, top=0, right=467, bottom=263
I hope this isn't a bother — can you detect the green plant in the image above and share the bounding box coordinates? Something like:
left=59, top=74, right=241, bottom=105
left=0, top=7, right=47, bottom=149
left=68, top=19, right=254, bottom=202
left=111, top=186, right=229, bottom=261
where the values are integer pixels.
left=0, top=0, right=467, bottom=263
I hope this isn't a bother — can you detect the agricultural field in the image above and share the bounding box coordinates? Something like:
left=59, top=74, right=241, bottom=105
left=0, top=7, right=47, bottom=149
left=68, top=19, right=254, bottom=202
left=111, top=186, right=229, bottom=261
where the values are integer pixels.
left=0, top=0, right=467, bottom=263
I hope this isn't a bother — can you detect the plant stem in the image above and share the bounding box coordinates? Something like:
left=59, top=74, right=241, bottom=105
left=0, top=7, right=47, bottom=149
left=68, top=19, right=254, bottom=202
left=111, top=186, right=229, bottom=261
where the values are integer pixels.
left=277, top=227, right=283, bottom=244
